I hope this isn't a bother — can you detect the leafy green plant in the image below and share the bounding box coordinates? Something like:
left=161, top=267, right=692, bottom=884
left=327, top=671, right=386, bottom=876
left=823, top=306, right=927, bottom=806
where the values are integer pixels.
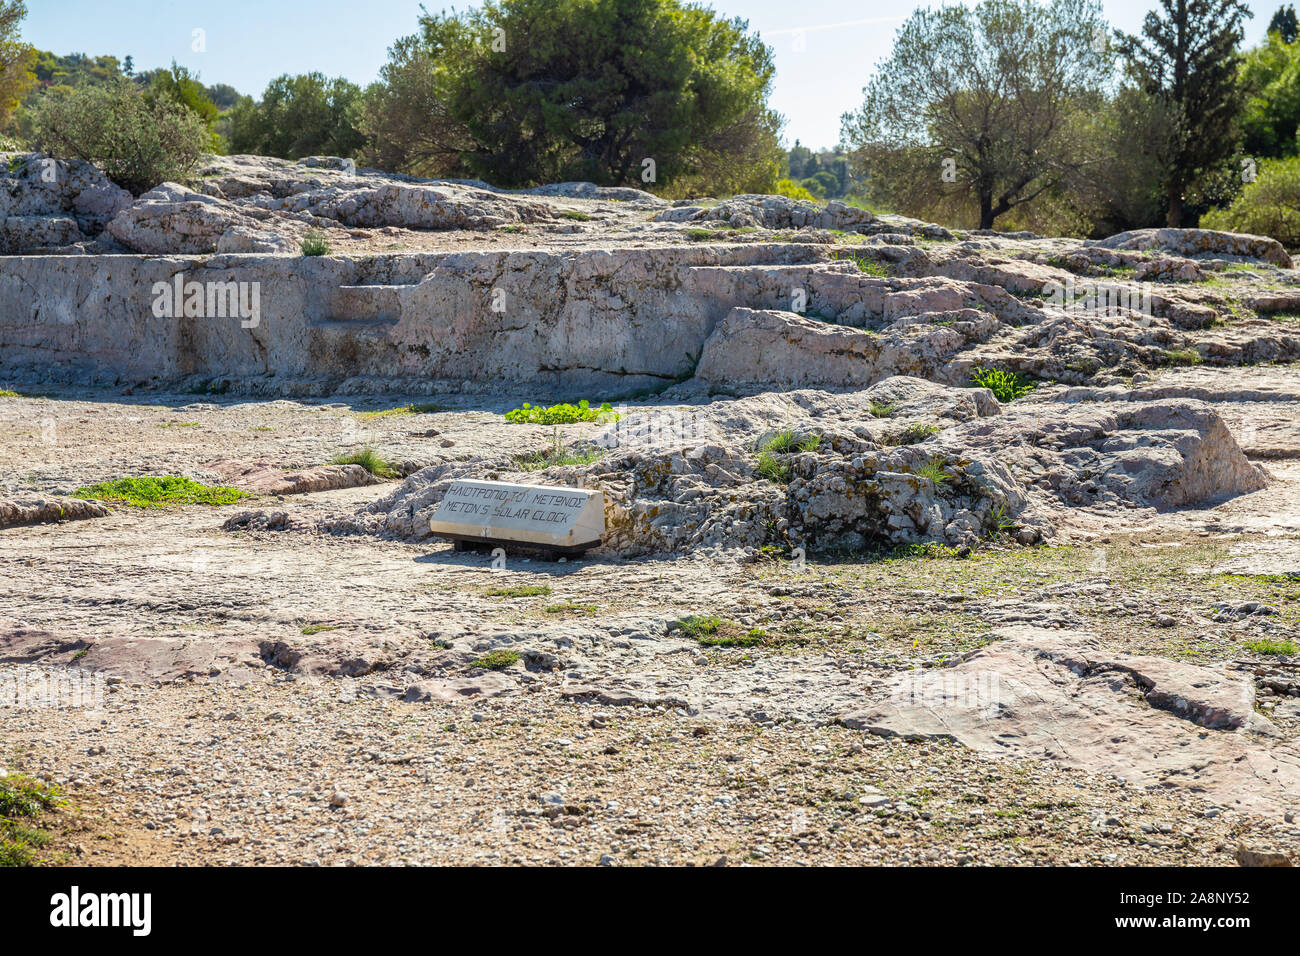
left=759, top=429, right=798, bottom=453
left=761, top=429, right=821, bottom=453
left=32, top=78, right=208, bottom=194
left=74, top=476, right=249, bottom=507
left=0, top=388, right=19, bottom=398
left=970, top=366, right=1037, bottom=402
left=774, top=178, right=818, bottom=200
left=504, top=399, right=620, bottom=425
left=560, top=209, right=593, bottom=221
left=988, top=502, right=1018, bottom=534
left=854, top=257, right=891, bottom=277
left=1202, top=155, right=1300, bottom=247
left=869, top=401, right=898, bottom=419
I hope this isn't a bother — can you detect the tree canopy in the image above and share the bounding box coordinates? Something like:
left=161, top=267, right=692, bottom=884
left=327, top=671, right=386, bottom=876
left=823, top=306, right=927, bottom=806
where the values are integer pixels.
left=360, top=0, right=782, bottom=194
left=228, top=73, right=365, bottom=159
left=840, top=0, right=1112, bottom=230
left=1116, top=0, right=1253, bottom=226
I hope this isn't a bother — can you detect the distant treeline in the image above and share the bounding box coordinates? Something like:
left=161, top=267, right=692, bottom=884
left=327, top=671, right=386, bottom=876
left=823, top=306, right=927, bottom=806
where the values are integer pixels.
left=8, top=0, right=1300, bottom=242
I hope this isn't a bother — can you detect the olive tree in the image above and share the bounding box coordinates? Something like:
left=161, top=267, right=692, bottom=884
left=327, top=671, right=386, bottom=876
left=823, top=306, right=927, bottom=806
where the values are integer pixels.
left=841, top=0, right=1113, bottom=230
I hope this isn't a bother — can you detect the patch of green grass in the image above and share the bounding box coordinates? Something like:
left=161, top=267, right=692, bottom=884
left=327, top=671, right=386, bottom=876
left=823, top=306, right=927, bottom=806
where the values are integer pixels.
left=505, top=400, right=620, bottom=425
left=854, top=259, right=892, bottom=278
left=970, top=366, right=1037, bottom=403
left=685, top=228, right=718, bottom=241
left=883, top=422, right=940, bottom=446
left=831, top=251, right=892, bottom=277
left=1243, top=637, right=1297, bottom=655
left=300, top=623, right=339, bottom=635
left=514, top=426, right=605, bottom=471
left=471, top=650, right=521, bottom=670
left=677, top=615, right=767, bottom=647
left=516, top=445, right=605, bottom=472
left=754, top=430, right=819, bottom=483
left=756, top=450, right=791, bottom=484
left=74, top=476, right=249, bottom=507
left=0, top=775, right=63, bottom=819
left=331, top=447, right=398, bottom=479
left=759, top=429, right=820, bottom=454
left=560, top=209, right=594, bottom=221
left=1162, top=348, right=1204, bottom=366
left=0, top=819, right=52, bottom=866
left=677, top=615, right=723, bottom=639
left=156, top=421, right=200, bottom=429
left=355, top=403, right=446, bottom=420
left=485, top=584, right=553, bottom=598
left=0, top=388, right=20, bottom=398
left=300, top=228, right=331, bottom=256
left=889, top=542, right=964, bottom=560
left=988, top=502, right=1018, bottom=535
left=0, top=773, right=64, bottom=867
left=543, top=602, right=599, bottom=615
left=912, top=457, right=951, bottom=485
left=869, top=401, right=898, bottom=419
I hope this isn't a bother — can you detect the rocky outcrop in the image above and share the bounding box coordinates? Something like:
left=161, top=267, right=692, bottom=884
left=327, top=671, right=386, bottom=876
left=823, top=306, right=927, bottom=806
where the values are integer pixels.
left=206, top=460, right=380, bottom=495
left=657, top=195, right=876, bottom=232
left=1092, top=227, right=1293, bottom=268
left=271, top=381, right=1265, bottom=558
left=0, top=496, right=110, bottom=528
left=106, top=183, right=297, bottom=254
left=935, top=399, right=1269, bottom=510
left=0, top=153, right=132, bottom=252
left=839, top=627, right=1299, bottom=814
left=694, top=306, right=993, bottom=387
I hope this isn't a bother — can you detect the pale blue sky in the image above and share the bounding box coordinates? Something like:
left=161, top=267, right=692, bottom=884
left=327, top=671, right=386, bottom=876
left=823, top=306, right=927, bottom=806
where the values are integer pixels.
left=23, top=0, right=1285, bottom=150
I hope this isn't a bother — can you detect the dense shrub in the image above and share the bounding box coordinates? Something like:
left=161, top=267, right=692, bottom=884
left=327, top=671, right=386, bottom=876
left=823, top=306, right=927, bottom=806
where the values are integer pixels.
left=31, top=79, right=208, bottom=194
left=227, top=72, right=365, bottom=159
left=361, top=0, right=782, bottom=196
left=1202, top=156, right=1300, bottom=247
left=773, top=178, right=817, bottom=201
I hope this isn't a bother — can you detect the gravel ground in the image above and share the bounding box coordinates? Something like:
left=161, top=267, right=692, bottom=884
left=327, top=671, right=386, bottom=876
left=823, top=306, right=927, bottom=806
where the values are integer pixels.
left=3, top=375, right=1300, bottom=866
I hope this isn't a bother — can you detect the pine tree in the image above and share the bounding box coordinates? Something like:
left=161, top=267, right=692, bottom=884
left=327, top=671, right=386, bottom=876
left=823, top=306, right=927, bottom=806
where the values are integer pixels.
left=1269, top=4, right=1299, bottom=42
left=1116, top=0, right=1253, bottom=227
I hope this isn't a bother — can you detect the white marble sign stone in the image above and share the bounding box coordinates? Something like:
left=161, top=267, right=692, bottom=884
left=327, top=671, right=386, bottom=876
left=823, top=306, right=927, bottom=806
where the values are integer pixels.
left=429, top=479, right=605, bottom=553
